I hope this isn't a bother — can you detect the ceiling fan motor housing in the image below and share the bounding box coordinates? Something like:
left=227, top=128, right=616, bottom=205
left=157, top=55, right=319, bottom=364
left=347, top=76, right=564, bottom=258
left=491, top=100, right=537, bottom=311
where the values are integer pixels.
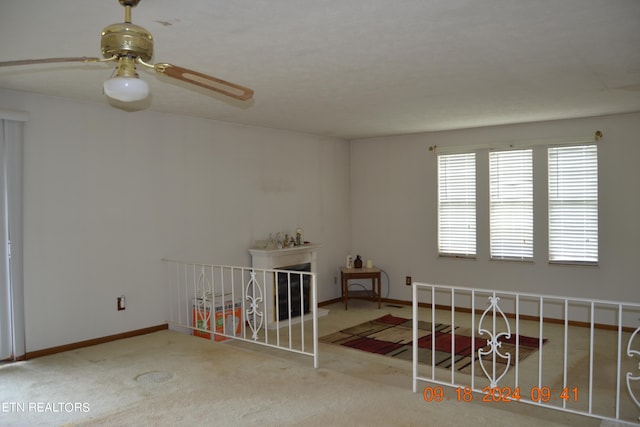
left=101, top=22, right=153, bottom=62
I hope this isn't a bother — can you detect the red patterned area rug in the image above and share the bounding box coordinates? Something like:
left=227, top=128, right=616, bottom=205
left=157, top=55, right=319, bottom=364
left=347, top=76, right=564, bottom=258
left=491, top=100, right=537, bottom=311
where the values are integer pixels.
left=320, top=314, right=546, bottom=375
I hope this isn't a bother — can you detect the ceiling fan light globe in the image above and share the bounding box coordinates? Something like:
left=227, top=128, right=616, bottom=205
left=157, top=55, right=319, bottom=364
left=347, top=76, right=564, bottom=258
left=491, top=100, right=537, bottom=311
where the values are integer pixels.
left=103, top=76, right=149, bottom=102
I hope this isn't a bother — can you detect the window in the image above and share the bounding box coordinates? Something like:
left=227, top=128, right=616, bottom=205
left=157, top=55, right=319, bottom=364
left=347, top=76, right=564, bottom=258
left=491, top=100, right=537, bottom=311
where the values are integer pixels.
left=436, top=141, right=598, bottom=265
left=489, top=149, right=533, bottom=260
left=548, top=145, right=598, bottom=264
left=438, top=153, right=476, bottom=256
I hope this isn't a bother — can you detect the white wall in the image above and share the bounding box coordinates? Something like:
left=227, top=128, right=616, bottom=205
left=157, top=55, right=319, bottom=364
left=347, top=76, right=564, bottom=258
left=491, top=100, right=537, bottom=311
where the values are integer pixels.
left=0, top=88, right=351, bottom=352
left=351, top=113, right=640, bottom=304
left=3, top=85, right=637, bottom=351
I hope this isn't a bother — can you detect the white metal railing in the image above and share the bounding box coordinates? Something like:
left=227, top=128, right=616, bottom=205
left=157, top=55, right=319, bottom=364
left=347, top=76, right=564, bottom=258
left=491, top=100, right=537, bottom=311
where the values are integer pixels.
left=412, top=282, right=640, bottom=425
left=163, top=259, right=318, bottom=368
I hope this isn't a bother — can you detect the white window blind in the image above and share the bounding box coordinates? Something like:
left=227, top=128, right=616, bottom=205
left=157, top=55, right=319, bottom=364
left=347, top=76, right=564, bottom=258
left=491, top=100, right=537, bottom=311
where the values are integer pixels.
left=438, top=153, right=476, bottom=256
left=489, top=149, right=533, bottom=260
left=548, top=145, right=598, bottom=264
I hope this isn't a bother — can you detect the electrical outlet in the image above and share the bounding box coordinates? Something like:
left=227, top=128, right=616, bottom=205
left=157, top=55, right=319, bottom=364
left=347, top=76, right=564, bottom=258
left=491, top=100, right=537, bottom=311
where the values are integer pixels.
left=117, top=296, right=126, bottom=311
left=406, top=276, right=412, bottom=286
left=333, top=276, right=337, bottom=285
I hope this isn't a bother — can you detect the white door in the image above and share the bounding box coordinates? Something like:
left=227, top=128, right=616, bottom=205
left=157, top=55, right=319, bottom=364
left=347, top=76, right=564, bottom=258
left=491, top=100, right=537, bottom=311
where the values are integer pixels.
left=0, top=117, right=25, bottom=361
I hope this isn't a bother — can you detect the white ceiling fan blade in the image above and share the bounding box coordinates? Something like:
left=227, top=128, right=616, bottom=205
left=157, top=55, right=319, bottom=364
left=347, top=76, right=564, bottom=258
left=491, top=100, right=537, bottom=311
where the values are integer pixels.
left=0, top=57, right=102, bottom=68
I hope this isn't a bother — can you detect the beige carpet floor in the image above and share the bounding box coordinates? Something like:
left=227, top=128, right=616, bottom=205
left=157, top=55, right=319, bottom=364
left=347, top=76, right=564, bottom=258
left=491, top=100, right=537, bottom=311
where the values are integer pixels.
left=0, top=300, right=629, bottom=426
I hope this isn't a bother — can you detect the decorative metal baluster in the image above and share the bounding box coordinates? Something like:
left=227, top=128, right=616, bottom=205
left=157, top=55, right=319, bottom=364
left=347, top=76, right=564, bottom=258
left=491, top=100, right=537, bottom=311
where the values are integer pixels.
left=478, top=294, right=512, bottom=388
left=245, top=271, right=264, bottom=341
left=626, top=325, right=640, bottom=421
left=194, top=266, right=212, bottom=333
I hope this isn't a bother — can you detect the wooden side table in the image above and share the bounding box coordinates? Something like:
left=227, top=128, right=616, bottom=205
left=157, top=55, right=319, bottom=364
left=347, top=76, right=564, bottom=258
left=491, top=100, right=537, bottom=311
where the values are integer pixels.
left=340, top=266, right=382, bottom=310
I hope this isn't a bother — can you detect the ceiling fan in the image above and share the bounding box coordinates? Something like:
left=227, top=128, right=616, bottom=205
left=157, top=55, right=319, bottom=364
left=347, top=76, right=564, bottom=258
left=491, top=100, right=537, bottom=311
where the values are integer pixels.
left=0, top=0, right=254, bottom=103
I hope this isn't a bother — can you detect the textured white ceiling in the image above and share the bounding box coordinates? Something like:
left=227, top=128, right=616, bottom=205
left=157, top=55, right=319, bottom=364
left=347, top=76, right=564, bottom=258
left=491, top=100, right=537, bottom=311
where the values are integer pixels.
left=1, top=0, right=639, bottom=139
